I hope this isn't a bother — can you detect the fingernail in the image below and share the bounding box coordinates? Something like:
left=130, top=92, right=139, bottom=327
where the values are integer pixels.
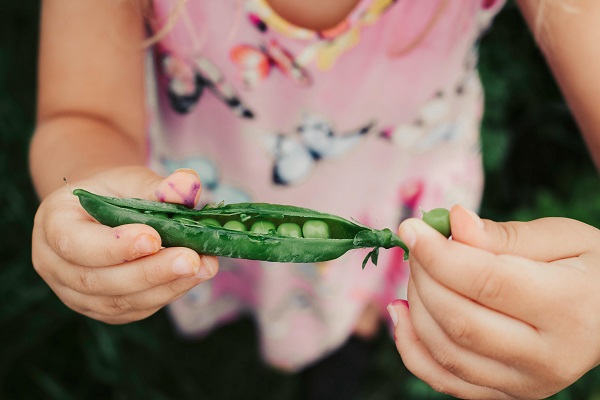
left=134, top=234, right=159, bottom=255
left=399, top=223, right=417, bottom=248
left=195, top=256, right=216, bottom=279
left=172, top=253, right=198, bottom=275
left=396, top=299, right=409, bottom=309
left=387, top=299, right=409, bottom=327
left=387, top=303, right=399, bottom=327
left=462, top=206, right=485, bottom=229
left=174, top=168, right=200, bottom=178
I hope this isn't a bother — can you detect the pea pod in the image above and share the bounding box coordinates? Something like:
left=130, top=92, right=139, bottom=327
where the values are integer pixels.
left=73, top=189, right=451, bottom=268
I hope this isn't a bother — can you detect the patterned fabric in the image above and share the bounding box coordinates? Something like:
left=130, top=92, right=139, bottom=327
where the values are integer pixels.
left=147, top=0, right=505, bottom=371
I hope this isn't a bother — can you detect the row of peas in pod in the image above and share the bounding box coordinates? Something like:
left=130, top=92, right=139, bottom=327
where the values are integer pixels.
left=149, top=211, right=331, bottom=239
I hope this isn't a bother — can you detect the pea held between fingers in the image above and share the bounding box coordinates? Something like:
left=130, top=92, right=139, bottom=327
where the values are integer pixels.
left=422, top=208, right=452, bottom=238
left=73, top=189, right=451, bottom=267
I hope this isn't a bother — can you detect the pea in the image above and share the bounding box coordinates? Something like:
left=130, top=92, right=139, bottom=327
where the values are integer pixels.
left=277, top=222, right=302, bottom=237
left=302, top=220, right=330, bottom=239
left=250, top=220, right=276, bottom=234
left=223, top=220, right=247, bottom=232
left=73, top=189, right=451, bottom=267
left=421, top=208, right=451, bottom=238
left=199, top=218, right=222, bottom=227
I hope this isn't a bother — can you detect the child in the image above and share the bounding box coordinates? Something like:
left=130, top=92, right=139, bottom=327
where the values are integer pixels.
left=30, top=0, right=600, bottom=398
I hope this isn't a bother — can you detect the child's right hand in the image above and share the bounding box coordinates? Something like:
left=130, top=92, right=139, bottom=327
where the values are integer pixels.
left=31, top=166, right=218, bottom=324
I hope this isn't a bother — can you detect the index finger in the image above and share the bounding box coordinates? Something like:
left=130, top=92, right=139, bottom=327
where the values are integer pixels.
left=44, top=203, right=162, bottom=267
left=399, top=218, right=554, bottom=323
left=57, top=247, right=217, bottom=296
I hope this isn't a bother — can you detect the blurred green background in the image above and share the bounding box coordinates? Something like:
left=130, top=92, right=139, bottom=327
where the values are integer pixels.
left=1, top=1, right=600, bottom=399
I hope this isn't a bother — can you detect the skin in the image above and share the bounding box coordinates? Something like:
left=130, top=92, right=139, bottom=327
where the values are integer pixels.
left=30, top=0, right=600, bottom=396
left=267, top=0, right=362, bottom=30
left=517, top=0, right=600, bottom=170
left=391, top=206, right=600, bottom=399
left=387, top=1, right=600, bottom=398
left=30, top=0, right=218, bottom=324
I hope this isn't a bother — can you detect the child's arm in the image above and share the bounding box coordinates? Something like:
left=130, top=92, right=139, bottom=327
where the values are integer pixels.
left=389, top=207, right=600, bottom=399
left=31, top=0, right=147, bottom=197
left=30, top=1, right=218, bottom=324
left=517, top=0, right=600, bottom=169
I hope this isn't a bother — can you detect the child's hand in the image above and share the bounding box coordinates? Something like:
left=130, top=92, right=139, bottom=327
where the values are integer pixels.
left=388, top=205, right=600, bottom=399
left=32, top=166, right=218, bottom=324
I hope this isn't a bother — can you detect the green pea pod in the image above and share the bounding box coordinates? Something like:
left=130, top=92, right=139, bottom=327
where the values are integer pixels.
left=73, top=189, right=450, bottom=268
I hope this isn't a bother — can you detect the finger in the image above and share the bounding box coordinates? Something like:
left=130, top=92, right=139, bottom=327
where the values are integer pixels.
left=408, top=277, right=565, bottom=399
left=399, top=217, right=555, bottom=321
left=409, top=295, right=523, bottom=394
left=409, top=254, right=544, bottom=363
left=46, top=167, right=203, bottom=267
left=57, top=247, right=218, bottom=296
left=388, top=299, right=515, bottom=400
left=59, top=274, right=207, bottom=321
left=450, top=205, right=600, bottom=261
left=45, top=203, right=162, bottom=266
left=153, top=168, right=202, bottom=208
left=80, top=166, right=202, bottom=206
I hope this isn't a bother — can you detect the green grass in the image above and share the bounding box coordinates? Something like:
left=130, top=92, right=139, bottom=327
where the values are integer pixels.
left=1, top=1, right=600, bottom=399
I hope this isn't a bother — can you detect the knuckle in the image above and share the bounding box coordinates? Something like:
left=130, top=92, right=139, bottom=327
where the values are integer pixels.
left=496, top=222, right=520, bottom=254
left=105, top=243, right=124, bottom=265
left=442, top=313, right=473, bottom=345
left=52, top=230, right=73, bottom=261
left=44, top=207, right=73, bottom=259
left=470, top=267, right=503, bottom=304
left=431, top=346, right=459, bottom=375
left=142, top=262, right=164, bottom=286
left=164, top=278, right=187, bottom=297
left=78, top=268, right=101, bottom=294
left=105, top=295, right=135, bottom=315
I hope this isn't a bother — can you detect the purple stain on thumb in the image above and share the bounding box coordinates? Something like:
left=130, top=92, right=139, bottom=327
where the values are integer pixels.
left=155, top=170, right=201, bottom=207
left=155, top=190, right=167, bottom=202
left=168, top=181, right=200, bottom=208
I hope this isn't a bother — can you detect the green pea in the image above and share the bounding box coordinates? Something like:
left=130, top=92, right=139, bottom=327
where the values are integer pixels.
left=277, top=222, right=302, bottom=237
left=199, top=218, right=222, bottom=227
left=250, top=220, right=276, bottom=234
left=421, top=208, right=451, bottom=238
left=223, top=220, right=247, bottom=232
left=302, top=220, right=330, bottom=239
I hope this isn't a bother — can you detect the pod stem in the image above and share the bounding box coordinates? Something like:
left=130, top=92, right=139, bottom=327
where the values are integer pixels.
left=356, top=228, right=410, bottom=268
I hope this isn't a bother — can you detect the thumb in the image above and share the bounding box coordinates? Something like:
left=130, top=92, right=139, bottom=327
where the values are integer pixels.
left=92, top=166, right=202, bottom=207
left=450, top=204, right=599, bottom=261
left=151, top=168, right=202, bottom=208
left=102, top=167, right=202, bottom=207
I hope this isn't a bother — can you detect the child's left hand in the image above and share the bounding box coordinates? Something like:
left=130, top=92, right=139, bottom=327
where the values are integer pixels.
left=388, top=205, right=600, bottom=400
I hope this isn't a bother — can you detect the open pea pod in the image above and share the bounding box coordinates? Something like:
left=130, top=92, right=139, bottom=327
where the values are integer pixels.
left=73, top=189, right=450, bottom=268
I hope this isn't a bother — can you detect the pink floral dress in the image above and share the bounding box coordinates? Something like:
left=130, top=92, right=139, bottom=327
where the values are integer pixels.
left=147, top=0, right=505, bottom=371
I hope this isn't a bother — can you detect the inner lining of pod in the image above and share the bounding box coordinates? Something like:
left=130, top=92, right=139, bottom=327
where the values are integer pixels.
left=143, top=210, right=364, bottom=239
